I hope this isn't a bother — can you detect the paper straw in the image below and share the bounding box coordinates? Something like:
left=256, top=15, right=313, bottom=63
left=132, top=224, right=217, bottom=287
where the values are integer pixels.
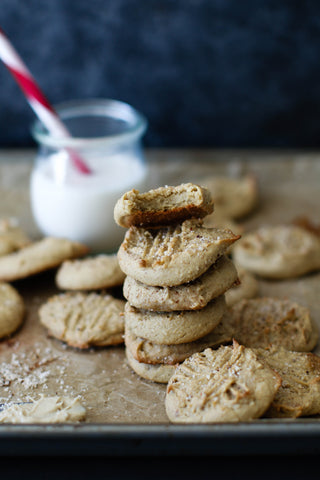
left=0, top=27, right=91, bottom=174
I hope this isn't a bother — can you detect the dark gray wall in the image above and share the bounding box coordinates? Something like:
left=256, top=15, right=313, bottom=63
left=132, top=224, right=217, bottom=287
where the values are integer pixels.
left=1, top=0, right=320, bottom=148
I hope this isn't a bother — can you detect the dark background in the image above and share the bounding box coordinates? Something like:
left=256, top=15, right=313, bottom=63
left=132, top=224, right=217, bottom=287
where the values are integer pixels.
left=1, top=0, right=320, bottom=149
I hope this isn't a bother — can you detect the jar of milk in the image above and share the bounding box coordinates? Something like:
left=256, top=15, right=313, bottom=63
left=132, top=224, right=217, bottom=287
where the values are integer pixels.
left=30, top=99, right=148, bottom=253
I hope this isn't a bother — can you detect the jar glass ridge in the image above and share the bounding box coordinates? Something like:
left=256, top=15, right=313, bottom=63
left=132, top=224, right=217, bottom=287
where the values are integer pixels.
left=30, top=98, right=148, bottom=253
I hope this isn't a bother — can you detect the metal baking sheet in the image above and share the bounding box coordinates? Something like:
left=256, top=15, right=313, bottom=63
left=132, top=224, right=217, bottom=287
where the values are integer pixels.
left=0, top=148, right=319, bottom=456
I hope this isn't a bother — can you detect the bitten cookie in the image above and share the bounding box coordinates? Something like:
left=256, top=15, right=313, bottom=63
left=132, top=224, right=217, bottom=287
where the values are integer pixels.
left=39, top=292, right=125, bottom=349
left=118, top=219, right=240, bottom=286
left=255, top=347, right=320, bottom=418
left=224, top=297, right=318, bottom=352
left=232, top=224, right=320, bottom=279
left=125, top=294, right=226, bottom=345
left=123, top=256, right=238, bottom=311
left=0, top=282, right=25, bottom=339
left=114, top=183, right=214, bottom=228
left=56, top=254, right=125, bottom=290
left=0, top=237, right=89, bottom=282
left=165, top=341, right=281, bottom=423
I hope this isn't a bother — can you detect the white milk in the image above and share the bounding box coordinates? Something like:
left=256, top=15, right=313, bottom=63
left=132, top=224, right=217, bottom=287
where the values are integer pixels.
left=30, top=150, right=147, bottom=252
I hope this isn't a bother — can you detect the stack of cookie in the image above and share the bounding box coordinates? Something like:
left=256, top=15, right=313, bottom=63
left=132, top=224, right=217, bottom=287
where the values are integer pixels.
left=114, top=183, right=241, bottom=383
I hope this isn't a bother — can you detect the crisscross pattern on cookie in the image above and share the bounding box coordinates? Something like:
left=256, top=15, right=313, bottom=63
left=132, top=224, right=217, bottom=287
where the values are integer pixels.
left=39, top=292, right=125, bottom=348
left=256, top=348, right=320, bottom=418
left=119, top=220, right=240, bottom=286
left=226, top=298, right=318, bottom=352
left=166, top=343, right=281, bottom=422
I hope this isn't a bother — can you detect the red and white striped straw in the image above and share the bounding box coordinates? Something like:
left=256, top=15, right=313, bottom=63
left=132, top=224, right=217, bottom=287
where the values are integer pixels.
left=0, top=27, right=91, bottom=174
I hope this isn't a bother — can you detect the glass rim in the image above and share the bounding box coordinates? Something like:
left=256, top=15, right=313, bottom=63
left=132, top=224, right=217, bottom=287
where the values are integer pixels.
left=31, top=98, right=148, bottom=149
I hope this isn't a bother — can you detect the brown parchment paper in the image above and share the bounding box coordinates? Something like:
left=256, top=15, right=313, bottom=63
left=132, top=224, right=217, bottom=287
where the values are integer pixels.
left=0, top=148, right=319, bottom=424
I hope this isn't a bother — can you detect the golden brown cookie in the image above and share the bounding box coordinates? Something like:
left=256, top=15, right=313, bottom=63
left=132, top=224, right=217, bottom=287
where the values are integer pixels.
left=123, top=256, right=238, bottom=311
left=39, top=292, right=125, bottom=349
left=201, top=174, right=258, bottom=219
left=126, top=348, right=176, bottom=384
left=232, top=224, right=320, bottom=279
left=124, top=295, right=226, bottom=345
left=165, top=341, right=281, bottom=423
left=0, top=282, right=25, bottom=339
left=125, top=316, right=233, bottom=365
left=0, top=237, right=89, bottom=282
left=255, top=347, right=320, bottom=418
left=0, top=217, right=31, bottom=256
left=118, top=219, right=240, bottom=286
left=224, top=297, right=318, bottom=352
left=114, top=183, right=213, bottom=228
left=56, top=254, right=125, bottom=291
left=225, top=266, right=259, bottom=307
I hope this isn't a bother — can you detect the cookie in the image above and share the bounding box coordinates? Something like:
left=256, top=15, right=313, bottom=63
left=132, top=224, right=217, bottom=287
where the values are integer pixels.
left=125, top=294, right=226, bottom=345
left=56, top=254, right=125, bottom=291
left=201, top=174, right=258, bottom=219
left=126, top=348, right=176, bottom=384
left=224, top=297, right=318, bottom=352
left=0, top=236, right=89, bottom=282
left=225, top=266, right=259, bottom=307
left=123, top=256, right=238, bottom=311
left=39, top=292, right=125, bottom=349
left=114, top=183, right=214, bottom=228
left=232, top=225, right=320, bottom=279
left=0, top=217, right=31, bottom=256
left=255, top=347, right=320, bottom=418
left=165, top=341, right=281, bottom=423
left=0, top=395, right=86, bottom=423
left=125, top=316, right=233, bottom=365
left=203, top=212, right=243, bottom=236
left=118, top=219, right=240, bottom=286
left=0, top=282, right=25, bottom=339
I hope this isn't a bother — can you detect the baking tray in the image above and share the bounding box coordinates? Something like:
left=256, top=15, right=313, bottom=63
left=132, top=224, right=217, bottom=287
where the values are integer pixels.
left=0, top=148, right=319, bottom=456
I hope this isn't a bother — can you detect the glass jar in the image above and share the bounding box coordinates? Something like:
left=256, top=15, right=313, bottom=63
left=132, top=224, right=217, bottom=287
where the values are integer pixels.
left=30, top=98, right=148, bottom=253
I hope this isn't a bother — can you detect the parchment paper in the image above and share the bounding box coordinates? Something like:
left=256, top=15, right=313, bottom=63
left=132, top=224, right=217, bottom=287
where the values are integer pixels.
left=0, top=149, right=319, bottom=424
